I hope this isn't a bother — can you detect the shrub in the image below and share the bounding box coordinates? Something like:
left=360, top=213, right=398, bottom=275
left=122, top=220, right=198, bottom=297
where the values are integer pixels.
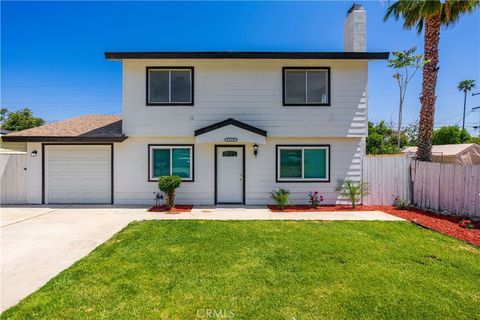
left=394, top=196, right=410, bottom=210
left=308, top=191, right=324, bottom=208
left=158, top=176, right=182, bottom=210
left=336, top=179, right=368, bottom=209
left=459, top=219, right=475, bottom=229
left=270, top=189, right=290, bottom=210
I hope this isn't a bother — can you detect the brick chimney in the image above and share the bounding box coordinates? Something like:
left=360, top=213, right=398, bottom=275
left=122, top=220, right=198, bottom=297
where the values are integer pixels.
left=344, top=4, right=366, bottom=52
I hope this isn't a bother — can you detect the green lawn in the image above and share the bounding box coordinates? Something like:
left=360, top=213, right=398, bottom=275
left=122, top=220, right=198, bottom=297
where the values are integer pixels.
left=2, top=221, right=480, bottom=320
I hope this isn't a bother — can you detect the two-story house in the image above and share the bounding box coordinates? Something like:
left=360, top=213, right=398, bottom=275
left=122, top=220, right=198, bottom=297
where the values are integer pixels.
left=3, top=4, right=388, bottom=205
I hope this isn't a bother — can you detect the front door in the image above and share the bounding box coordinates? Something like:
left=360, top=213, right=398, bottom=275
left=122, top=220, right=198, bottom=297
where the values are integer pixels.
left=216, top=146, right=244, bottom=204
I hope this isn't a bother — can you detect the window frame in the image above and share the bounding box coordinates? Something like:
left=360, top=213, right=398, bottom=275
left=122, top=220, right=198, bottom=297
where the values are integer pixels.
left=146, top=67, right=194, bottom=106
left=148, top=144, right=194, bottom=182
left=275, top=145, right=330, bottom=182
left=282, top=67, right=331, bottom=107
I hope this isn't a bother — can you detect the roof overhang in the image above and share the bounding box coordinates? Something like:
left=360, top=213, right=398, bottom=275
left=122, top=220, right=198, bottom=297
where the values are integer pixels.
left=105, top=51, right=389, bottom=60
left=1, top=136, right=128, bottom=143
left=194, top=118, right=267, bottom=144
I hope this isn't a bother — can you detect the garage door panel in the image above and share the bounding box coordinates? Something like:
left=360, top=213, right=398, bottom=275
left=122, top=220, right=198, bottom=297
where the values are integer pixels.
left=46, top=145, right=112, bottom=204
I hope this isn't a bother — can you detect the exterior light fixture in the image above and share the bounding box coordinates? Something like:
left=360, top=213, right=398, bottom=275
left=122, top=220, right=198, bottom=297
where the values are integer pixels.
left=30, top=150, right=38, bottom=157
left=253, top=144, right=259, bottom=158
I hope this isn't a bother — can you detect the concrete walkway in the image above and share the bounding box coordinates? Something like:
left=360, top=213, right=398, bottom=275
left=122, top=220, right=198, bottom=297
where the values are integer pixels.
left=157, top=206, right=405, bottom=221
left=0, top=205, right=403, bottom=312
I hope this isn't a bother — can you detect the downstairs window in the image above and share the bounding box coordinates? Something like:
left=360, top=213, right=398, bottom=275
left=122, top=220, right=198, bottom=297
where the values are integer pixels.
left=276, top=145, right=329, bottom=182
left=149, top=145, right=193, bottom=181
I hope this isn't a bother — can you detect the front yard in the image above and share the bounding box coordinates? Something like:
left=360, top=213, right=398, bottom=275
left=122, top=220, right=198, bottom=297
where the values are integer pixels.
left=2, top=220, right=479, bottom=319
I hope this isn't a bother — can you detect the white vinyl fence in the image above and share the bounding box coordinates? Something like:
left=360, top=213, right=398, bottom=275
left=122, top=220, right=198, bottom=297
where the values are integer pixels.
left=0, top=154, right=27, bottom=205
left=362, top=155, right=412, bottom=205
left=411, top=161, right=480, bottom=217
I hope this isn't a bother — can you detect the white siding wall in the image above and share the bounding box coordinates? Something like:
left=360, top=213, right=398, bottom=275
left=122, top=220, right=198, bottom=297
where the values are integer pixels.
left=123, top=59, right=368, bottom=138
left=114, top=137, right=363, bottom=205
left=26, top=143, right=42, bottom=204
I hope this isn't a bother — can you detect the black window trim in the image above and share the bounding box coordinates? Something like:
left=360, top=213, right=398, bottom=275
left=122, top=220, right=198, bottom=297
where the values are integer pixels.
left=146, top=67, right=194, bottom=106
left=147, top=144, right=195, bottom=182
left=282, top=67, right=331, bottom=107
left=275, top=144, right=331, bottom=183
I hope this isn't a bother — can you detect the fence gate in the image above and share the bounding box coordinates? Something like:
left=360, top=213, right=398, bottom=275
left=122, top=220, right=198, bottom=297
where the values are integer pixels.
left=363, top=155, right=412, bottom=205
left=0, top=154, right=27, bottom=205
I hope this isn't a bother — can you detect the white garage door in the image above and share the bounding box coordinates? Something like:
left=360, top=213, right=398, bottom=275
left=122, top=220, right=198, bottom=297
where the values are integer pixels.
left=45, top=145, right=112, bottom=204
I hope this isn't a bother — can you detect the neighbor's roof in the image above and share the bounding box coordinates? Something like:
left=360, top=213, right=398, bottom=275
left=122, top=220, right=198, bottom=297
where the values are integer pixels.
left=1, top=115, right=127, bottom=142
left=105, top=51, right=390, bottom=60
left=0, top=128, right=12, bottom=135
left=403, top=144, right=479, bottom=156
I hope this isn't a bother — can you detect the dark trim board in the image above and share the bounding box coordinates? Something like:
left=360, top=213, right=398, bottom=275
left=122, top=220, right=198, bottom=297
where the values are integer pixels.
left=195, top=118, right=267, bottom=137
left=282, top=67, right=331, bottom=107
left=214, top=145, right=246, bottom=205
left=146, top=67, right=194, bottom=106
left=106, top=51, right=390, bottom=60
left=147, top=144, right=195, bottom=182
left=42, top=143, right=114, bottom=205
left=275, top=144, right=331, bottom=183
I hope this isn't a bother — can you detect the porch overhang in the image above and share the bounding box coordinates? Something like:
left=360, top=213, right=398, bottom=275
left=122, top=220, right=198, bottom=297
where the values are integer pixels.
left=194, top=118, right=267, bottom=144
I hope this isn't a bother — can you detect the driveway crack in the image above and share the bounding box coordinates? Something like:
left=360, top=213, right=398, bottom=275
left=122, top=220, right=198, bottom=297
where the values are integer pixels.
left=1, top=205, right=72, bottom=228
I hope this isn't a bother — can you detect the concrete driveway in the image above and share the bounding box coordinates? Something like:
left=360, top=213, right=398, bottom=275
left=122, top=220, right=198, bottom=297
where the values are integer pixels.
left=0, top=205, right=156, bottom=312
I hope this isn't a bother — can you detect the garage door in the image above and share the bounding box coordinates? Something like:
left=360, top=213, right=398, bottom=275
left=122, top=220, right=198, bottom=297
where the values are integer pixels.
left=45, top=145, right=112, bottom=204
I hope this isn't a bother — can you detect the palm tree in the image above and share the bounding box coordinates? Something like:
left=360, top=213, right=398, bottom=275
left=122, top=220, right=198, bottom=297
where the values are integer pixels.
left=457, top=80, right=476, bottom=130
left=385, top=0, right=479, bottom=161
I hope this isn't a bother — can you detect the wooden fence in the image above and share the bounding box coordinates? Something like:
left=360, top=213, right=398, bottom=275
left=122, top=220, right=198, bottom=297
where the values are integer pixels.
left=362, top=155, right=412, bottom=206
left=0, top=154, right=27, bottom=205
left=362, top=155, right=480, bottom=218
left=411, top=161, right=480, bottom=217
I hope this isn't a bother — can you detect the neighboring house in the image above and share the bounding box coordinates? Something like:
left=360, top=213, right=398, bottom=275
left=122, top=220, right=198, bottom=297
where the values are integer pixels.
left=3, top=4, right=389, bottom=205
left=403, top=144, right=480, bottom=165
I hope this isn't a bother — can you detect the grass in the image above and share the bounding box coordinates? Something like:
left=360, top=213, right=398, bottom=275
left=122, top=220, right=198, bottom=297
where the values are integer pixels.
left=2, top=221, right=480, bottom=319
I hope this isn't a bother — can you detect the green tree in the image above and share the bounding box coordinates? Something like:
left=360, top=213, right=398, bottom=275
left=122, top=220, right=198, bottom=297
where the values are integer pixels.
left=367, top=121, right=407, bottom=154
left=385, top=0, right=480, bottom=162
left=387, top=47, right=426, bottom=148
left=432, top=125, right=471, bottom=145
left=403, top=120, right=419, bottom=146
left=457, top=80, right=476, bottom=130
left=0, top=108, right=45, bottom=132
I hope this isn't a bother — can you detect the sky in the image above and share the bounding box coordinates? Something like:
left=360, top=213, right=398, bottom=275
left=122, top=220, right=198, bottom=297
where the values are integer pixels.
left=1, top=1, right=479, bottom=134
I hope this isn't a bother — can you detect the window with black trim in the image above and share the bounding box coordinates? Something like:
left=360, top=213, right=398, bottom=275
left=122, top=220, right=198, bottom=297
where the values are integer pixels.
left=283, top=68, right=330, bottom=106
left=276, top=146, right=329, bottom=182
left=147, top=67, right=193, bottom=105
left=149, top=145, right=193, bottom=181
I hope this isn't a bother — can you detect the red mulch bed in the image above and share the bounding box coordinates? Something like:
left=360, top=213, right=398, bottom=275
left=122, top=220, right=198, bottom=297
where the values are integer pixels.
left=148, top=205, right=193, bottom=213
left=267, top=205, right=480, bottom=246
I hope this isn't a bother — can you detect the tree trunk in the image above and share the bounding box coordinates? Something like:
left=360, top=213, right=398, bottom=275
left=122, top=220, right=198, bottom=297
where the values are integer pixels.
left=397, top=95, right=403, bottom=149
left=416, top=13, right=441, bottom=162
left=166, top=190, right=175, bottom=210
left=462, top=90, right=467, bottom=130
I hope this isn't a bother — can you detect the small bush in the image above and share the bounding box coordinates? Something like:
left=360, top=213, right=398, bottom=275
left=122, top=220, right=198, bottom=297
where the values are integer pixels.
left=158, top=176, right=182, bottom=210
left=270, top=189, right=290, bottom=210
left=308, top=191, right=324, bottom=208
left=394, top=196, right=410, bottom=210
left=459, top=219, right=475, bottom=229
left=336, top=179, right=368, bottom=209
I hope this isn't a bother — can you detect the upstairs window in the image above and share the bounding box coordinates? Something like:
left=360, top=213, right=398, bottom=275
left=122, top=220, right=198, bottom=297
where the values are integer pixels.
left=147, top=67, right=193, bottom=105
left=283, top=68, right=330, bottom=106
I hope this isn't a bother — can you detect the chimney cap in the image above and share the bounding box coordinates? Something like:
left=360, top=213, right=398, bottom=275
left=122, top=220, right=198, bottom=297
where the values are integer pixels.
left=347, top=3, right=364, bottom=15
